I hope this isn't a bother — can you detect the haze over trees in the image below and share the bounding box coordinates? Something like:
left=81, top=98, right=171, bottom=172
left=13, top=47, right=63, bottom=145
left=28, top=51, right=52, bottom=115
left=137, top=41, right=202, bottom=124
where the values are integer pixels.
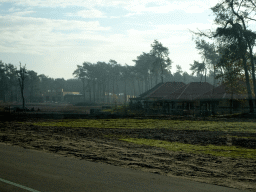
left=71, top=40, right=215, bottom=104
left=0, top=41, right=215, bottom=105
left=0, top=38, right=233, bottom=105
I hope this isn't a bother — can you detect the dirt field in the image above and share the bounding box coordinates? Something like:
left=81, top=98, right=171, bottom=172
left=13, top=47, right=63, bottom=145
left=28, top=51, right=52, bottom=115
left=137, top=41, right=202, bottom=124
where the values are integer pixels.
left=0, top=117, right=256, bottom=191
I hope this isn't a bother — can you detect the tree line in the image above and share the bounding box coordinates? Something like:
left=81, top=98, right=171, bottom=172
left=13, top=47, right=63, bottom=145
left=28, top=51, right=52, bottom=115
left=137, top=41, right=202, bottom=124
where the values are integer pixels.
left=2, top=0, right=256, bottom=111
left=72, top=40, right=216, bottom=104
left=0, top=39, right=216, bottom=106
left=191, top=0, right=256, bottom=113
left=0, top=61, right=83, bottom=104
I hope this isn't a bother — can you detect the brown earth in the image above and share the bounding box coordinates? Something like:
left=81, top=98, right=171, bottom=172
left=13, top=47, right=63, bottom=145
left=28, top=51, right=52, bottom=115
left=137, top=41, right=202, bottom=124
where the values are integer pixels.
left=0, top=118, right=256, bottom=191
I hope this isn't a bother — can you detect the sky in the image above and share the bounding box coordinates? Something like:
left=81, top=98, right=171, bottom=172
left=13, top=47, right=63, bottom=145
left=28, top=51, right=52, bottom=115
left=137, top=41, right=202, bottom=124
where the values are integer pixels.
left=0, top=0, right=221, bottom=79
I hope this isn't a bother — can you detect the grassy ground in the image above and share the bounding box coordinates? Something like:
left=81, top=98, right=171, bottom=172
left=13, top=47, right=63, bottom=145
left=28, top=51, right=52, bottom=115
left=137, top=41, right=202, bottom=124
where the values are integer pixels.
left=26, top=118, right=256, bottom=160
left=30, top=119, right=256, bottom=133
left=120, top=138, right=256, bottom=159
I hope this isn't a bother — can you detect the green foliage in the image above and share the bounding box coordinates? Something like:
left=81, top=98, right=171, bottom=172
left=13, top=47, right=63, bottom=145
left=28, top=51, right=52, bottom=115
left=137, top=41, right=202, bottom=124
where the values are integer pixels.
left=194, top=0, right=256, bottom=112
left=150, top=40, right=172, bottom=83
left=189, top=61, right=206, bottom=81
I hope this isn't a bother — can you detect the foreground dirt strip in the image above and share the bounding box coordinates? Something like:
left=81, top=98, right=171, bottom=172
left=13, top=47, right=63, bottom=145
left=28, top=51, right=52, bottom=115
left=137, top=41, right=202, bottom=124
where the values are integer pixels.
left=0, top=120, right=255, bottom=191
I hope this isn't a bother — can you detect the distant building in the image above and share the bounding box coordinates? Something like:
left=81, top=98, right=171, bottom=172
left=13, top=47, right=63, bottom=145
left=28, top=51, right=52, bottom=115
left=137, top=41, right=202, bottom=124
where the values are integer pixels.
left=43, top=89, right=81, bottom=102
left=129, top=81, right=255, bottom=115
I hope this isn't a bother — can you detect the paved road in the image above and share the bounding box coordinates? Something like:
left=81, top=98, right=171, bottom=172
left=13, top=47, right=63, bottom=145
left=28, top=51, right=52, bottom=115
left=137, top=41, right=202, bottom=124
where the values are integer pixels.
left=0, top=143, right=250, bottom=192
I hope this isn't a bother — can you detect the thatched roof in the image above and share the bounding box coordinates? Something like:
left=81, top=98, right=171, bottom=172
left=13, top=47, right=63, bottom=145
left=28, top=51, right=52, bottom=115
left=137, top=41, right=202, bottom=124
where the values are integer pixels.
left=196, top=81, right=250, bottom=100
left=163, top=82, right=214, bottom=101
left=138, top=83, right=164, bottom=98
left=142, top=82, right=186, bottom=99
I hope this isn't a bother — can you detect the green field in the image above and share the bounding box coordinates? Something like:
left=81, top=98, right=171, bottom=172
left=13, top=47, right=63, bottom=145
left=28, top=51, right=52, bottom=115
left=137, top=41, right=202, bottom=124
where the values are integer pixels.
left=30, top=119, right=256, bottom=133
left=120, top=138, right=256, bottom=159
left=28, top=119, right=256, bottom=159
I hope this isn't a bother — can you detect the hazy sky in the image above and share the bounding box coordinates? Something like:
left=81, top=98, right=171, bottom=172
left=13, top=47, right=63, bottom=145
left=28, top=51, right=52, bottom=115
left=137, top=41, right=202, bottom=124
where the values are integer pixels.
left=0, top=0, right=220, bottom=79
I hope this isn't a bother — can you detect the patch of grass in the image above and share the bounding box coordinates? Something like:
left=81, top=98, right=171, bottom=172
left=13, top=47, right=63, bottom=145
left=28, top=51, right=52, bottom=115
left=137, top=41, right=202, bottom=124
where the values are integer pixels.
left=29, top=119, right=256, bottom=133
left=120, top=138, right=256, bottom=159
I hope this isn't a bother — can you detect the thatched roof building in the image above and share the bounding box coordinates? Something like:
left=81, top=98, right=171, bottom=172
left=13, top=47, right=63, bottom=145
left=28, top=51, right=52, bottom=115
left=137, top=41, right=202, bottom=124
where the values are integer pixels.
left=163, top=82, right=214, bottom=101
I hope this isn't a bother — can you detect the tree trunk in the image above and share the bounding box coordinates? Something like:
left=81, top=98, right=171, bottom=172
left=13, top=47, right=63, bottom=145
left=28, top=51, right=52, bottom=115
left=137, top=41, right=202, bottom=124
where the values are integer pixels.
left=230, top=93, right=233, bottom=114
left=242, top=55, right=254, bottom=113
left=137, top=79, right=141, bottom=95
left=124, top=80, right=127, bottom=105
left=141, top=80, right=144, bottom=94
left=116, top=79, right=119, bottom=104
left=234, top=20, right=255, bottom=113
left=205, top=69, right=207, bottom=82
left=10, top=88, right=13, bottom=102
left=82, top=79, right=85, bottom=103
left=150, top=75, right=152, bottom=89
left=20, top=83, right=25, bottom=110
left=247, top=41, right=256, bottom=108
left=160, top=60, right=164, bottom=83
left=2, top=90, right=5, bottom=103
left=102, top=83, right=105, bottom=104
left=107, top=78, right=109, bottom=104
left=30, top=84, right=33, bottom=103
left=231, top=1, right=256, bottom=108
left=21, top=90, right=25, bottom=110
left=18, top=73, right=25, bottom=110
left=213, top=65, right=216, bottom=87
left=112, top=79, right=115, bottom=104
left=97, top=82, right=101, bottom=103
left=93, top=80, right=96, bottom=103
left=16, top=86, right=18, bottom=102
left=89, top=82, right=92, bottom=102
left=132, top=80, right=136, bottom=97
left=145, top=76, right=148, bottom=92
left=220, top=68, right=224, bottom=83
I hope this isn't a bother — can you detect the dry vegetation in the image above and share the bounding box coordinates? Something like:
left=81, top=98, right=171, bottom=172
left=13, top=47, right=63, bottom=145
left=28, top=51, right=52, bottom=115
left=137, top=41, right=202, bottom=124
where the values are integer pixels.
left=0, top=104, right=256, bottom=191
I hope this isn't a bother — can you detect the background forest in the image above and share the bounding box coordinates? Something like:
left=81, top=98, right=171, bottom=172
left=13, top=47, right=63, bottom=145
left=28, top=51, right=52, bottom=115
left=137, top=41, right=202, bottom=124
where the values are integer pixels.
left=1, top=0, right=256, bottom=111
left=0, top=39, right=219, bottom=104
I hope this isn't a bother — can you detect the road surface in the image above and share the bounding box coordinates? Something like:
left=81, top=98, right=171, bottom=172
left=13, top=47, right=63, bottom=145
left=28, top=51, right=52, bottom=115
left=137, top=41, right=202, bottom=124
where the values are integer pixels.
left=0, top=143, right=250, bottom=192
